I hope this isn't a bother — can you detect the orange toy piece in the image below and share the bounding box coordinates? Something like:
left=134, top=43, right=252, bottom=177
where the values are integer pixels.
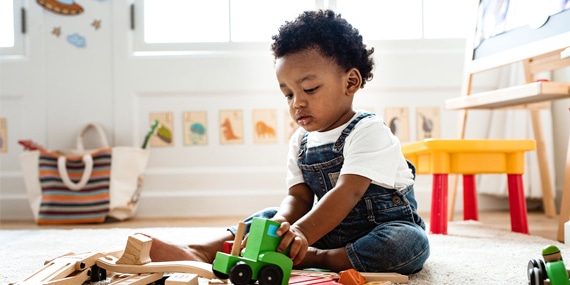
left=338, top=269, right=367, bottom=285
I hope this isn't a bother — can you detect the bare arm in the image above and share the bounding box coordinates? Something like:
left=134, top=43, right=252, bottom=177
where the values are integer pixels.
left=277, top=173, right=371, bottom=264
left=272, top=183, right=315, bottom=224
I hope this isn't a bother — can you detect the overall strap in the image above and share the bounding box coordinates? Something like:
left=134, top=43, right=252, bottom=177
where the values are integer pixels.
left=333, top=112, right=375, bottom=153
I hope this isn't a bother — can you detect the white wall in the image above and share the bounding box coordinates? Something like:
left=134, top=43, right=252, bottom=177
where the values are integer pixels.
left=1, top=1, right=568, bottom=221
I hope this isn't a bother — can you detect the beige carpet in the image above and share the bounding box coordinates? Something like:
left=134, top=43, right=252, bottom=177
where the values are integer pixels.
left=1, top=221, right=568, bottom=285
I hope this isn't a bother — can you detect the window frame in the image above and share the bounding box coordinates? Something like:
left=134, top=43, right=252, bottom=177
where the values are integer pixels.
left=0, top=0, right=26, bottom=59
left=131, top=0, right=474, bottom=56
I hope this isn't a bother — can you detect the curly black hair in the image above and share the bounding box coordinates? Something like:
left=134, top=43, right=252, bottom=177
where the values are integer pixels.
left=271, top=9, right=375, bottom=88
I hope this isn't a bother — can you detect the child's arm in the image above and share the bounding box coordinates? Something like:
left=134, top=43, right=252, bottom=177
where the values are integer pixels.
left=272, top=183, right=315, bottom=225
left=278, top=174, right=371, bottom=265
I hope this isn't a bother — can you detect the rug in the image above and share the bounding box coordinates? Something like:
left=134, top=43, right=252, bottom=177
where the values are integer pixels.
left=1, top=221, right=568, bottom=285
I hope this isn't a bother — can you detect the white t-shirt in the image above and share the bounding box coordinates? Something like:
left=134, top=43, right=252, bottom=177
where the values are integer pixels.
left=286, top=111, right=414, bottom=191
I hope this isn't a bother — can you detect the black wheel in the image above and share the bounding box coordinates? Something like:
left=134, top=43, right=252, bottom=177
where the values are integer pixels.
left=90, top=264, right=107, bottom=282
left=527, top=259, right=546, bottom=285
left=258, top=265, right=283, bottom=285
left=213, top=268, right=229, bottom=280
left=229, top=262, right=253, bottom=285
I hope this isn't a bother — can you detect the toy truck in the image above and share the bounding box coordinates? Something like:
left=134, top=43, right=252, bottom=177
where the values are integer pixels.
left=212, top=217, right=293, bottom=285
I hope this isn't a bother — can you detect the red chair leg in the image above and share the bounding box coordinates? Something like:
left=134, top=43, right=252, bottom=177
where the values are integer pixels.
left=430, top=174, right=448, bottom=234
left=463, top=174, right=478, bottom=221
left=507, top=174, right=529, bottom=234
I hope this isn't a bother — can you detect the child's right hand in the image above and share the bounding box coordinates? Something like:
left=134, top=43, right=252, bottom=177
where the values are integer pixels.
left=275, top=221, right=309, bottom=265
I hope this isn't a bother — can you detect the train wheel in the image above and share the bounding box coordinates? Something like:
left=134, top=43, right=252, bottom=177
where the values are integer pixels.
left=527, top=259, right=546, bottom=285
left=229, top=262, right=253, bottom=285
left=213, top=269, right=229, bottom=280
left=258, top=265, right=283, bottom=285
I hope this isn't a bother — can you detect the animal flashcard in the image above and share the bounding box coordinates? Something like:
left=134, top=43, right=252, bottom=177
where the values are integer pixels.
left=253, top=109, right=278, bottom=144
left=416, top=107, right=440, bottom=140
left=220, top=110, right=244, bottom=144
left=149, top=112, right=174, bottom=147
left=384, top=107, right=410, bottom=142
left=183, top=111, right=208, bottom=146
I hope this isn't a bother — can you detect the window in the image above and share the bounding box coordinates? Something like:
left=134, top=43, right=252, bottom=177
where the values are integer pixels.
left=135, top=0, right=474, bottom=54
left=0, top=0, right=25, bottom=58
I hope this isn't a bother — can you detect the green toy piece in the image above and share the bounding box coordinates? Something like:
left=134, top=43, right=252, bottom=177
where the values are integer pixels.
left=212, top=218, right=293, bottom=285
left=528, top=245, right=570, bottom=285
left=141, top=119, right=172, bottom=149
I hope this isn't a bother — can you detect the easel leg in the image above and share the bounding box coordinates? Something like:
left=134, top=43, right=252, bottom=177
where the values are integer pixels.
left=530, top=109, right=556, bottom=217
left=449, top=109, right=469, bottom=221
left=557, top=129, right=570, bottom=242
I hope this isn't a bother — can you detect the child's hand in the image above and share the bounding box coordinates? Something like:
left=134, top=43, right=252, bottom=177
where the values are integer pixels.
left=276, top=221, right=309, bottom=265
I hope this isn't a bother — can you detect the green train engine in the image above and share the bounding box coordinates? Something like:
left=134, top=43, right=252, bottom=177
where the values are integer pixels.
left=212, top=217, right=293, bottom=285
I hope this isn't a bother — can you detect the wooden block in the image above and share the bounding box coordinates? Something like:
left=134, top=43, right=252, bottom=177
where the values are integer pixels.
left=165, top=273, right=199, bottom=285
left=116, top=234, right=152, bottom=265
left=338, top=269, right=367, bottom=285
left=223, top=241, right=234, bottom=254
left=109, top=272, right=163, bottom=285
left=360, top=273, right=408, bottom=284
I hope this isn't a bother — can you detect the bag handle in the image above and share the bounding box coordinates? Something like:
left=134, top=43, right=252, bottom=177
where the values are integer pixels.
left=57, top=154, right=94, bottom=191
left=76, top=123, right=110, bottom=151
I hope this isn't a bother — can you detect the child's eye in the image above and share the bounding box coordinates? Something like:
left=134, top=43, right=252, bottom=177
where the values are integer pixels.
left=284, top=94, right=293, bottom=99
left=304, top=87, right=318, bottom=93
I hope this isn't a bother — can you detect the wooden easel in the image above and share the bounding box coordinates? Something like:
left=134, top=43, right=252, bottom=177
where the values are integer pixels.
left=445, top=0, right=570, bottom=242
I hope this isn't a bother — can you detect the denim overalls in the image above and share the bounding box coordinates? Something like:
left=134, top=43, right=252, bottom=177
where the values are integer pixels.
left=232, top=113, right=430, bottom=274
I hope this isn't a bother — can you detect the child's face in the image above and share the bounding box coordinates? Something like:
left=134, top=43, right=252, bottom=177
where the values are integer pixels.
left=275, top=48, right=357, bottom=132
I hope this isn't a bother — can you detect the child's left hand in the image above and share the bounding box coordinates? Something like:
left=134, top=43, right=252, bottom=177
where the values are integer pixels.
left=276, top=221, right=309, bottom=265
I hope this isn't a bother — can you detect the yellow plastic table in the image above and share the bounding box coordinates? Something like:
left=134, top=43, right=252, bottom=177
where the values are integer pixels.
left=402, top=139, right=536, bottom=235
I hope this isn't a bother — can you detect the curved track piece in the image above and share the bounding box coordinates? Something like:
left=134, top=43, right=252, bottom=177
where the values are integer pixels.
left=96, top=255, right=216, bottom=279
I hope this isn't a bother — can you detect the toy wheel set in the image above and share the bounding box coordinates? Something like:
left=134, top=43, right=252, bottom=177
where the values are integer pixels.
left=528, top=258, right=547, bottom=285
left=527, top=245, right=570, bottom=285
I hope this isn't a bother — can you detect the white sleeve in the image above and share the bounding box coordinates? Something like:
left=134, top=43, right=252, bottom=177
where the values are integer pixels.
left=285, top=128, right=306, bottom=189
left=341, top=119, right=413, bottom=190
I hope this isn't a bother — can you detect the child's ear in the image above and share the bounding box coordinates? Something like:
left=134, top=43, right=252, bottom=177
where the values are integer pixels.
left=346, top=68, right=362, bottom=95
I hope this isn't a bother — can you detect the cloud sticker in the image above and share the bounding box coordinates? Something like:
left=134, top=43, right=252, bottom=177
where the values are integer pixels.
left=67, top=33, right=86, bottom=48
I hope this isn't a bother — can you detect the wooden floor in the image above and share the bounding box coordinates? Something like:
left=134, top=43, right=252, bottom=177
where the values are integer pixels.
left=0, top=210, right=563, bottom=241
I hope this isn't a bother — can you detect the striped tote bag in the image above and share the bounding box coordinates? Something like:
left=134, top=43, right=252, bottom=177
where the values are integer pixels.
left=20, top=123, right=149, bottom=224
left=36, top=148, right=113, bottom=224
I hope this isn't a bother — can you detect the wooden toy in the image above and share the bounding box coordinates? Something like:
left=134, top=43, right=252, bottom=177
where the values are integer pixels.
left=528, top=245, right=570, bottom=285
left=164, top=273, right=199, bottom=285
left=11, top=251, right=107, bottom=285
left=212, top=217, right=294, bottom=285
left=96, top=254, right=215, bottom=279
left=116, top=233, right=153, bottom=265
left=109, top=272, right=164, bottom=285
left=338, top=269, right=367, bottom=285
